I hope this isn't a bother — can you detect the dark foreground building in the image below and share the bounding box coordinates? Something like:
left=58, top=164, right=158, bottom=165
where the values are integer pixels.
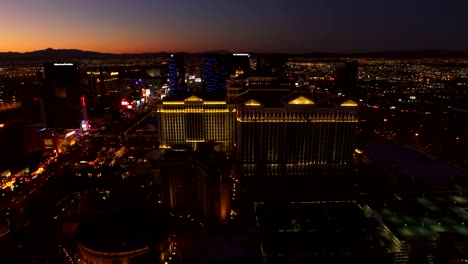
left=77, top=207, right=173, bottom=264
left=254, top=201, right=395, bottom=264
left=42, top=63, right=83, bottom=129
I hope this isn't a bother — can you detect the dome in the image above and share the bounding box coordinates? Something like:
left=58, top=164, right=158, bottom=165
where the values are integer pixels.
left=77, top=207, right=169, bottom=255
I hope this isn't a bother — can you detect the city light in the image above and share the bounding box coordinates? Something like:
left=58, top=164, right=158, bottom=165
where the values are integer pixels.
left=233, top=53, right=250, bottom=57
left=53, top=63, right=73, bottom=66
left=65, top=131, right=75, bottom=138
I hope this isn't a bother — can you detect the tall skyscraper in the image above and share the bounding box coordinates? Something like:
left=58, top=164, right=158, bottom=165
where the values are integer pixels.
left=237, top=91, right=358, bottom=177
left=158, top=95, right=236, bottom=153
left=161, top=150, right=195, bottom=210
left=229, top=53, right=251, bottom=76
left=335, top=61, right=359, bottom=98
left=160, top=143, right=231, bottom=223
left=255, top=54, right=287, bottom=77
left=194, top=143, right=231, bottom=223
left=168, top=54, right=186, bottom=97
left=43, top=63, right=83, bottom=129
left=203, top=54, right=228, bottom=96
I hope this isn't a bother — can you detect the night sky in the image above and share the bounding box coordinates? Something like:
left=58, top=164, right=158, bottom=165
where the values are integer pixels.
left=1, top=0, right=467, bottom=53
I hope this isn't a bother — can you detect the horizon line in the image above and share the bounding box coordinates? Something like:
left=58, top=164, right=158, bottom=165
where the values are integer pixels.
left=2, top=48, right=468, bottom=56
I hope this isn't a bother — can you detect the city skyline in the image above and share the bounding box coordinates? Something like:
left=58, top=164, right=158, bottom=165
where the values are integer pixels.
left=1, top=0, right=468, bottom=54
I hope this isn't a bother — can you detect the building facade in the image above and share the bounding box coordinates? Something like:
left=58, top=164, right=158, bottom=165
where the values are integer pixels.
left=160, top=151, right=195, bottom=210
left=168, top=54, right=186, bottom=97
left=43, top=63, right=83, bottom=129
left=237, top=95, right=358, bottom=177
left=160, top=145, right=231, bottom=223
left=158, top=95, right=236, bottom=152
left=203, top=54, right=229, bottom=95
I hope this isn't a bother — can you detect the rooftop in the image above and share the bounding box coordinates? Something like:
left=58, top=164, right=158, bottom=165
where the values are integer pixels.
left=254, top=201, right=392, bottom=259
left=362, top=141, right=468, bottom=183
left=379, top=193, right=468, bottom=241
left=77, top=207, right=169, bottom=253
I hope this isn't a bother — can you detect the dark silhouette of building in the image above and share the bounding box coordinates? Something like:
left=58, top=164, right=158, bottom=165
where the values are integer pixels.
left=254, top=201, right=394, bottom=264
left=160, top=143, right=231, bottom=223
left=194, top=143, right=231, bottom=223
left=160, top=149, right=195, bottom=211
left=335, top=61, right=359, bottom=98
left=77, top=207, right=173, bottom=264
left=168, top=54, right=186, bottom=97
left=255, top=54, right=287, bottom=77
left=17, top=78, right=46, bottom=125
left=42, top=63, right=83, bottom=129
left=203, top=54, right=229, bottom=96
left=229, top=53, right=251, bottom=76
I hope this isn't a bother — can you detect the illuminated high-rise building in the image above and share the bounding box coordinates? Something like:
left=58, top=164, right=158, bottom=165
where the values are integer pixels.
left=237, top=92, right=358, bottom=177
left=158, top=95, right=236, bottom=153
left=168, top=54, right=186, bottom=97
left=203, top=54, right=229, bottom=96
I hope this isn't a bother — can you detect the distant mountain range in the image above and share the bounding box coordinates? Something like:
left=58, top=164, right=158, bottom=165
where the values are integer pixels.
left=0, top=48, right=171, bottom=63
left=1, top=48, right=468, bottom=63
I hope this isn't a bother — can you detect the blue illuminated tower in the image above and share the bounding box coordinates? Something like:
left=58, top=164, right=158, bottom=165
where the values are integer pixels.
left=168, top=54, right=185, bottom=96
left=203, top=54, right=229, bottom=96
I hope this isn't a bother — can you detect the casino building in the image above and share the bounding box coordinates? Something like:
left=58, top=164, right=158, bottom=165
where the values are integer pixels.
left=157, top=95, right=236, bottom=153
left=237, top=92, right=358, bottom=177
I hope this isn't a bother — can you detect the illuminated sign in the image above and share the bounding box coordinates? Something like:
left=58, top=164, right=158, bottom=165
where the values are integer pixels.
left=127, top=105, right=133, bottom=109
left=65, top=131, right=75, bottom=138
left=81, top=120, right=89, bottom=131
left=146, top=89, right=151, bottom=96
left=110, top=72, right=119, bottom=76
left=121, top=100, right=129, bottom=106
left=53, top=63, right=74, bottom=66
left=195, top=78, right=202, bottom=83
left=233, top=53, right=250, bottom=57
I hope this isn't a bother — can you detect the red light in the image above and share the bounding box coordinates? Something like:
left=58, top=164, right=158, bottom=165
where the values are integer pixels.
left=33, top=97, right=39, bottom=101
left=0, top=124, right=4, bottom=128
left=121, top=101, right=129, bottom=106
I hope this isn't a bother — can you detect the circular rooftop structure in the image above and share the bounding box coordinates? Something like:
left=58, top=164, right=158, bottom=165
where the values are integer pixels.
left=77, top=207, right=171, bottom=263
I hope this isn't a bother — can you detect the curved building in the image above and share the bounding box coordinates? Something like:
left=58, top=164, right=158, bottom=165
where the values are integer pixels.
left=77, top=208, right=173, bottom=264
